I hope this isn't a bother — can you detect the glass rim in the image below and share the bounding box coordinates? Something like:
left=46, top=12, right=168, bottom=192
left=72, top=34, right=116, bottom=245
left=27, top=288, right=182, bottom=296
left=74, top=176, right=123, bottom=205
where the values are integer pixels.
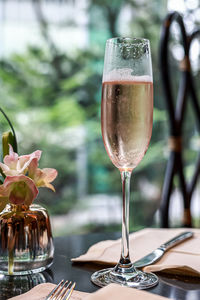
left=106, top=37, right=150, bottom=45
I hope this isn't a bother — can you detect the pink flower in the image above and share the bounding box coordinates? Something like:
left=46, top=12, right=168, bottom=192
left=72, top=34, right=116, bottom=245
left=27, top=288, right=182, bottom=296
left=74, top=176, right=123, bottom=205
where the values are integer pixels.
left=0, top=146, right=57, bottom=212
left=0, top=175, right=38, bottom=208
left=0, top=145, right=41, bottom=177
left=28, top=158, right=58, bottom=191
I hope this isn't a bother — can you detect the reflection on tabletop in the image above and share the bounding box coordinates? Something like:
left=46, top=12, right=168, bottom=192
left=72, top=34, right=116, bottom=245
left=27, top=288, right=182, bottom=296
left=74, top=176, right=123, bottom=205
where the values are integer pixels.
left=0, top=269, right=53, bottom=300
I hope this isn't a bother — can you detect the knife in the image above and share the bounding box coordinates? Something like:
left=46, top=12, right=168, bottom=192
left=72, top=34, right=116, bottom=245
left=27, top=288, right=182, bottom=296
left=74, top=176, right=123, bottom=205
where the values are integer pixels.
left=133, top=231, right=193, bottom=268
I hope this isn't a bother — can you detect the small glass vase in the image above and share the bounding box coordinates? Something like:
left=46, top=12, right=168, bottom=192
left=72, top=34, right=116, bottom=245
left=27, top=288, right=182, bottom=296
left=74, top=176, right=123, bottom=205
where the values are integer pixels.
left=0, top=203, right=54, bottom=275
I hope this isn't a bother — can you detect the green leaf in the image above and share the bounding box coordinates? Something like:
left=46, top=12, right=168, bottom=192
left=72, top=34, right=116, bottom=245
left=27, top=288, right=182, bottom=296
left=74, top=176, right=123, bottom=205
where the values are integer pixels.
left=2, top=131, right=15, bottom=158
left=0, top=107, right=18, bottom=153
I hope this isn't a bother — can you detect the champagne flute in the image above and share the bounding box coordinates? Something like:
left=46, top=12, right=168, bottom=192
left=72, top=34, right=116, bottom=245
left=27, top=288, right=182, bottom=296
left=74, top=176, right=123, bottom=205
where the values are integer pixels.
left=91, top=37, right=158, bottom=289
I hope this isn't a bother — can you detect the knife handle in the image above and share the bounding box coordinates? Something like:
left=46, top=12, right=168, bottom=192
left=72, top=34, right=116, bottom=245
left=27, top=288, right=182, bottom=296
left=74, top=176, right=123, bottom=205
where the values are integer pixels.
left=160, top=231, right=193, bottom=251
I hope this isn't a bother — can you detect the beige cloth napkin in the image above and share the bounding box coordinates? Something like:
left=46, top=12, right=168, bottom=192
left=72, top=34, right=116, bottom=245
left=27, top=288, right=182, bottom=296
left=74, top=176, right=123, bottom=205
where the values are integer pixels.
left=9, top=282, right=169, bottom=300
left=85, top=283, right=168, bottom=300
left=8, top=283, right=89, bottom=300
left=72, top=228, right=200, bottom=277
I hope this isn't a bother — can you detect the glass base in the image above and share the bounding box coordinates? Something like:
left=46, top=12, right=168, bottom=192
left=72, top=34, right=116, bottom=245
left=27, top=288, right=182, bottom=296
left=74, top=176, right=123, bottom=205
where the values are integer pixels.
left=0, top=258, right=53, bottom=275
left=91, top=265, right=158, bottom=289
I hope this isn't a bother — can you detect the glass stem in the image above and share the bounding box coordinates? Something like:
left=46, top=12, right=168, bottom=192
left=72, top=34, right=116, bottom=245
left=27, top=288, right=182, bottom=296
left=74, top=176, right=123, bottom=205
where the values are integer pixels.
left=119, top=170, right=132, bottom=266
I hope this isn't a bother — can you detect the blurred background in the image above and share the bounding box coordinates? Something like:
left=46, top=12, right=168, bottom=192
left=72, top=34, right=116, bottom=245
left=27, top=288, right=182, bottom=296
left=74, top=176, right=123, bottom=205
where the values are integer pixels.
left=0, top=0, right=200, bottom=236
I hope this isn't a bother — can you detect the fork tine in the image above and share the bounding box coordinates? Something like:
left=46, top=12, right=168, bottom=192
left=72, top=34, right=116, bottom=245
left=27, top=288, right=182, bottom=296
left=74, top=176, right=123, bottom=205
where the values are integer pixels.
left=58, top=281, right=71, bottom=300
left=53, top=280, right=69, bottom=300
left=62, top=282, right=76, bottom=300
left=45, top=280, right=75, bottom=300
left=45, top=280, right=64, bottom=300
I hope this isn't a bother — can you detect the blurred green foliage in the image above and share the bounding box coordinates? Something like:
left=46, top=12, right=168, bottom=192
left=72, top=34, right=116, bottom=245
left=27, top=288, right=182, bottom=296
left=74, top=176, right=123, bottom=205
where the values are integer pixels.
left=0, top=0, right=199, bottom=233
left=0, top=0, right=168, bottom=226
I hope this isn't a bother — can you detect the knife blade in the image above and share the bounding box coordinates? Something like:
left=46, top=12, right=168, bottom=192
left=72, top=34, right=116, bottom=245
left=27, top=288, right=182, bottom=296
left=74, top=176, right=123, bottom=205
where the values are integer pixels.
left=133, top=231, right=193, bottom=268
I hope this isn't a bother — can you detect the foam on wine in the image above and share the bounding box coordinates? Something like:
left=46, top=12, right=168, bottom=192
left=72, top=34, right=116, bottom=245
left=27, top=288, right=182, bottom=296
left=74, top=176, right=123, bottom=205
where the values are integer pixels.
left=103, top=68, right=152, bottom=83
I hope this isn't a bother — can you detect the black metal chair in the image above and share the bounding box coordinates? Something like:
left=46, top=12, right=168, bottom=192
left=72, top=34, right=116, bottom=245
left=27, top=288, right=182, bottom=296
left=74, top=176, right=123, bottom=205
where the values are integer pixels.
left=159, top=12, right=200, bottom=228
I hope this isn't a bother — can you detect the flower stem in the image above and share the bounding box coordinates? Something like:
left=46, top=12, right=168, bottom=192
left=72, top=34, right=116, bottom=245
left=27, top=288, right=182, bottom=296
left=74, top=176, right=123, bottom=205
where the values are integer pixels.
left=8, top=249, right=14, bottom=275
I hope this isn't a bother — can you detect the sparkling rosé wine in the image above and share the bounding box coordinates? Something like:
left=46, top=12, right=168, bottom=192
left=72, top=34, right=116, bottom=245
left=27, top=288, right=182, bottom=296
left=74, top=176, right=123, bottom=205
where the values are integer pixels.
left=101, top=80, right=153, bottom=171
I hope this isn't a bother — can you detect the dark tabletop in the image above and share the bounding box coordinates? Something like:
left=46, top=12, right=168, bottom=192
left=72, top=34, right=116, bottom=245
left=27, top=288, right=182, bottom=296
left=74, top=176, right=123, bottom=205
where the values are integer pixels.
left=1, top=232, right=200, bottom=299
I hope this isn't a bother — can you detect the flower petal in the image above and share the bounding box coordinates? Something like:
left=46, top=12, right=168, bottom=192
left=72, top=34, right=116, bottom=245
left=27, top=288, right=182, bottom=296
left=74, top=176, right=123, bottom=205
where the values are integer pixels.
left=41, top=168, right=58, bottom=182
left=31, top=167, right=57, bottom=191
left=17, top=150, right=42, bottom=174
left=44, top=183, right=56, bottom=192
left=28, top=158, right=39, bottom=178
left=3, top=175, right=39, bottom=206
left=3, top=145, right=18, bottom=169
left=0, top=162, right=10, bottom=176
left=1, top=148, right=42, bottom=176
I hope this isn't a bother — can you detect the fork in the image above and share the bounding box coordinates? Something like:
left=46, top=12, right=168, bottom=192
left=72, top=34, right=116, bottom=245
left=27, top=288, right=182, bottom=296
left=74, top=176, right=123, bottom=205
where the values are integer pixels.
left=45, top=280, right=76, bottom=300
